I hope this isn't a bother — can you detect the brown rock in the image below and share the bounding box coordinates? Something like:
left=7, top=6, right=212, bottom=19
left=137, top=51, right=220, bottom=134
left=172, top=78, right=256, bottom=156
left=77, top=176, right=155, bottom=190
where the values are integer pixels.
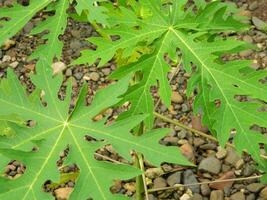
left=54, top=187, right=73, bottom=200
left=209, top=171, right=235, bottom=190
left=191, top=115, right=208, bottom=133
left=2, top=39, right=15, bottom=50
left=171, top=91, right=183, bottom=103
left=180, top=143, right=195, bottom=162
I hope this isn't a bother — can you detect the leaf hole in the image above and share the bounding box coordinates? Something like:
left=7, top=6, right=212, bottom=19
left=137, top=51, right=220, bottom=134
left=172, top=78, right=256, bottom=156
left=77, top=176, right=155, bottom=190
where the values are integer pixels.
left=259, top=76, right=267, bottom=84
left=26, top=120, right=37, bottom=127
left=214, top=99, right=221, bottom=108
left=250, top=124, right=267, bottom=134
left=234, top=95, right=249, bottom=102
left=17, top=0, right=30, bottom=6
left=232, top=84, right=239, bottom=88
left=111, top=35, right=120, bottom=41
left=3, top=160, right=26, bottom=179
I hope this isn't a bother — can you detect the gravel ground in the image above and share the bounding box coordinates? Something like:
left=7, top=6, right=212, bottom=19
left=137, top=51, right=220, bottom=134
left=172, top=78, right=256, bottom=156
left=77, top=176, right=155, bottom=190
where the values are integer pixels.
left=0, top=0, right=267, bottom=200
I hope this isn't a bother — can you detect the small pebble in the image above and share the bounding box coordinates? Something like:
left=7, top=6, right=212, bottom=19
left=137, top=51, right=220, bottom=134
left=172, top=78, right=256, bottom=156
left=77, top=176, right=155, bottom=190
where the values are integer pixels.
left=210, top=190, right=224, bottom=200
left=235, top=159, right=244, bottom=169
left=183, top=170, right=200, bottom=193
left=239, top=49, right=253, bottom=57
left=2, top=55, right=11, bottom=62
left=198, top=157, right=221, bottom=174
left=230, top=192, right=245, bottom=200
left=216, top=147, right=227, bottom=159
left=252, top=17, right=267, bottom=31
left=153, top=177, right=167, bottom=189
left=180, top=193, right=191, bottom=200
left=65, top=68, right=72, bottom=77
left=89, top=72, right=100, bottom=81
left=247, top=183, right=265, bottom=193
left=52, top=62, right=66, bottom=75
left=74, top=72, right=83, bottom=80
left=200, top=184, right=210, bottom=196
left=145, top=168, right=164, bottom=179
left=171, top=91, right=183, bottom=103
left=248, top=1, right=258, bottom=11
left=167, top=172, right=182, bottom=186
left=260, top=187, right=267, bottom=199
left=9, top=61, right=19, bottom=68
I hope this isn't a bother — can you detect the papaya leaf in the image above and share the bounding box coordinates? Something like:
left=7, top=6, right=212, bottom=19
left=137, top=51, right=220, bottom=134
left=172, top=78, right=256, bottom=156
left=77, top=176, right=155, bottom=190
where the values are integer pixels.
left=0, top=59, right=191, bottom=199
left=73, top=0, right=247, bottom=128
left=73, top=0, right=267, bottom=171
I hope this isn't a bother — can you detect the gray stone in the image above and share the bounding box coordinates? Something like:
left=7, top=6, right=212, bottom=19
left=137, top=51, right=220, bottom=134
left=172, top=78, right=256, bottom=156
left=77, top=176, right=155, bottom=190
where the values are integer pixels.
left=225, top=147, right=241, bottom=166
left=178, top=130, right=187, bottom=139
left=230, top=192, right=245, bottom=200
left=198, top=157, right=221, bottom=174
left=210, top=190, right=224, bottom=200
left=193, top=138, right=205, bottom=147
left=166, top=172, right=182, bottom=186
left=246, top=193, right=256, bottom=200
left=163, top=136, right=178, bottom=145
left=183, top=170, right=200, bottom=193
left=243, top=35, right=253, bottom=43
left=199, top=143, right=217, bottom=150
left=74, top=72, right=83, bottom=80
left=70, top=40, right=82, bottom=49
left=70, top=30, right=81, bottom=38
left=248, top=1, right=258, bottom=11
left=181, top=103, right=189, bottom=112
left=239, top=49, right=253, bottom=57
left=89, top=72, right=100, bottom=81
left=23, top=22, right=34, bottom=33
left=102, top=68, right=111, bottom=75
left=190, top=193, right=202, bottom=200
left=247, top=183, right=265, bottom=193
left=252, top=17, right=267, bottom=31
left=148, top=194, right=157, bottom=200
left=153, top=177, right=167, bottom=189
left=200, top=184, right=210, bottom=196
left=65, top=69, right=72, bottom=77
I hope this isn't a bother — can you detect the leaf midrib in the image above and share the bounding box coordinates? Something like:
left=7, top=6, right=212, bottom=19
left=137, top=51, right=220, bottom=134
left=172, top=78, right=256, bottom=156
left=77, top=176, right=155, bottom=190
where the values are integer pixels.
left=170, top=28, right=264, bottom=167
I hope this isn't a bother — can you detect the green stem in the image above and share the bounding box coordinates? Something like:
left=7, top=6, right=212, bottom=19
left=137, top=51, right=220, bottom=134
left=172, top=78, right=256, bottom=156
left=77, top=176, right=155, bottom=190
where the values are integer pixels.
left=134, top=153, right=144, bottom=200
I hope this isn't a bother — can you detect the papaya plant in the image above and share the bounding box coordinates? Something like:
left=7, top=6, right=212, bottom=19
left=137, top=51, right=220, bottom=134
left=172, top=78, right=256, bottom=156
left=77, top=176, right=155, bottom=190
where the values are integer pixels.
left=0, top=0, right=267, bottom=199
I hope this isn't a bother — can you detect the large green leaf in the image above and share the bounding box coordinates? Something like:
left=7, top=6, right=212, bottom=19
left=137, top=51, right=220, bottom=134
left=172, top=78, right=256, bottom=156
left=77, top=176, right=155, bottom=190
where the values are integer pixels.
left=73, top=0, right=267, bottom=170
left=0, top=59, right=191, bottom=199
left=73, top=0, right=246, bottom=126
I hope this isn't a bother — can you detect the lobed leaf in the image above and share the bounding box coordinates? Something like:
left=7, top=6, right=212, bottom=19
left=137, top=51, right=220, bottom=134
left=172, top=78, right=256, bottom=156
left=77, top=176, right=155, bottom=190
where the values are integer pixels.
left=0, top=59, right=191, bottom=199
left=74, top=0, right=267, bottom=171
